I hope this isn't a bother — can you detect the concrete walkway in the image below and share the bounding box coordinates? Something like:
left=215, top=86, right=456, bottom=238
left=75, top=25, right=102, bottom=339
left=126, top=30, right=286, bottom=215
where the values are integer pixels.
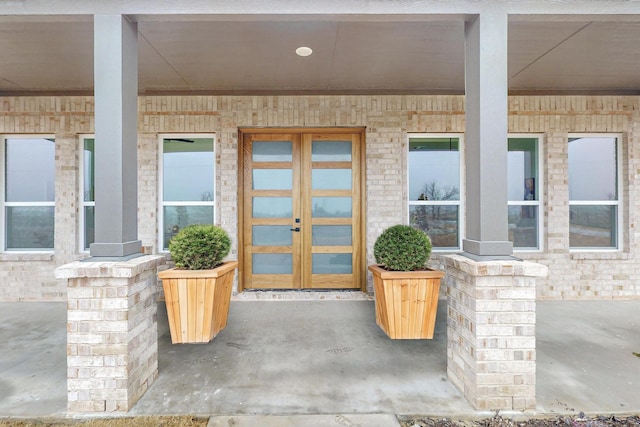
left=536, top=300, right=640, bottom=414
left=0, top=299, right=638, bottom=423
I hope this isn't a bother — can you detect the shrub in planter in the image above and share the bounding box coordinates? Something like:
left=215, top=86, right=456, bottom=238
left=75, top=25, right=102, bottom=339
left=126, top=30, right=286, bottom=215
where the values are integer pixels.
left=369, top=224, right=442, bottom=339
left=373, top=224, right=432, bottom=271
left=169, top=224, right=231, bottom=270
left=159, top=224, right=237, bottom=344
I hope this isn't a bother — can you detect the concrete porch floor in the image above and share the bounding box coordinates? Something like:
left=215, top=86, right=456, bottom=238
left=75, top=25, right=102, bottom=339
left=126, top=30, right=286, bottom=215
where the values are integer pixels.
left=0, top=299, right=638, bottom=420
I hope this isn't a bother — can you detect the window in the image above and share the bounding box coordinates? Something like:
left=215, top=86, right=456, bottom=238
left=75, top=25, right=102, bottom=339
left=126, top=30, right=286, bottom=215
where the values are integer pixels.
left=408, top=135, right=462, bottom=250
left=2, top=136, right=55, bottom=251
left=508, top=136, right=542, bottom=250
left=80, top=137, right=95, bottom=251
left=160, top=135, right=215, bottom=250
left=568, top=135, right=621, bottom=250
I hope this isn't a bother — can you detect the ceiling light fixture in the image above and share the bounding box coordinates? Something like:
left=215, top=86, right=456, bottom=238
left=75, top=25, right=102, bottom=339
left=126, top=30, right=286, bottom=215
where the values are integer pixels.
left=295, top=46, right=313, bottom=57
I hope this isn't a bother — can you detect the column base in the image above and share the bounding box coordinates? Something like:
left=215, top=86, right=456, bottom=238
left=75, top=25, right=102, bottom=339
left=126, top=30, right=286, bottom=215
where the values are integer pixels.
left=462, top=239, right=513, bottom=256
left=90, top=240, right=142, bottom=257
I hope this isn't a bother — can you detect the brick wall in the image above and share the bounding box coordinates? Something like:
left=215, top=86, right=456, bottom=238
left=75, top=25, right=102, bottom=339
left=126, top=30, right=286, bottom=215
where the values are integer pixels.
left=444, top=254, right=546, bottom=410
left=59, top=255, right=164, bottom=412
left=137, top=134, right=159, bottom=254
left=507, top=97, right=640, bottom=299
left=0, top=95, right=638, bottom=300
left=0, top=98, right=92, bottom=300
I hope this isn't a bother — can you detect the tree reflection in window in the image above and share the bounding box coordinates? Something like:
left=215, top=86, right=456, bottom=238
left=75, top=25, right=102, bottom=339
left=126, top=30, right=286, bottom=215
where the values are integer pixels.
left=408, top=136, right=461, bottom=250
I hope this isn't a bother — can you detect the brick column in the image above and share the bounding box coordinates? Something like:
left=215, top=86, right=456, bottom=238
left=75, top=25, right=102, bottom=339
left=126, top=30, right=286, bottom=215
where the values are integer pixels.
left=444, top=254, right=547, bottom=411
left=56, top=255, right=165, bottom=413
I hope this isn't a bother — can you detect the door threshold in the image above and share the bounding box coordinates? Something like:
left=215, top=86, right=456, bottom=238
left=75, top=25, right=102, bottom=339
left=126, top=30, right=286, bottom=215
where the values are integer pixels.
left=232, top=289, right=373, bottom=301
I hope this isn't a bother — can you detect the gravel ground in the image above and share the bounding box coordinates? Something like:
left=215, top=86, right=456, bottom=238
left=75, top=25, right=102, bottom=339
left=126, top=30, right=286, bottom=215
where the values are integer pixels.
left=399, top=414, right=640, bottom=427
left=0, top=416, right=208, bottom=427
left=1, top=414, right=638, bottom=426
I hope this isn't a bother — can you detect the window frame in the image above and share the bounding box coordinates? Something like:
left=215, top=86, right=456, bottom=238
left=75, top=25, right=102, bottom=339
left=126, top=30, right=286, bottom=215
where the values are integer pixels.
left=406, top=133, right=465, bottom=251
left=568, top=133, right=623, bottom=252
left=1, top=134, right=56, bottom=253
left=79, top=135, right=95, bottom=252
left=507, top=133, right=544, bottom=252
left=158, top=133, right=216, bottom=252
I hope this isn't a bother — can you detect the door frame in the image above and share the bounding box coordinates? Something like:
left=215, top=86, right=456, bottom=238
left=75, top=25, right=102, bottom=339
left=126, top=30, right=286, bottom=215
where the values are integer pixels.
left=237, top=127, right=367, bottom=292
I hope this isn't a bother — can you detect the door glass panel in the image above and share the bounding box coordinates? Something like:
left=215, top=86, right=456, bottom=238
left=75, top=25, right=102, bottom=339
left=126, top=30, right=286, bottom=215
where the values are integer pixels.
left=312, top=141, right=351, bottom=161
left=253, top=197, right=292, bottom=218
left=312, top=169, right=351, bottom=190
left=253, top=254, right=293, bottom=274
left=253, top=225, right=292, bottom=246
left=253, top=169, right=292, bottom=190
left=252, top=141, right=292, bottom=162
left=312, top=225, right=352, bottom=246
left=312, top=254, right=352, bottom=274
left=312, top=197, right=352, bottom=218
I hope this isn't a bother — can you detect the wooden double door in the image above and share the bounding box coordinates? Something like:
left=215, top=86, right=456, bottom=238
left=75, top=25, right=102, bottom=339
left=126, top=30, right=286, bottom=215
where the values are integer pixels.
left=240, top=129, right=364, bottom=290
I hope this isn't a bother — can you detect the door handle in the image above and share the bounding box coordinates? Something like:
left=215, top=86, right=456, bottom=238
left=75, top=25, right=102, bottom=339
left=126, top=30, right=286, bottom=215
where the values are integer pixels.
left=290, top=227, right=300, bottom=232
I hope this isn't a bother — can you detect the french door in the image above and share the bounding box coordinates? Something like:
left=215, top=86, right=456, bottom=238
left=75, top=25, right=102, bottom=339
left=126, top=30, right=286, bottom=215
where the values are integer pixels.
left=240, top=129, right=363, bottom=290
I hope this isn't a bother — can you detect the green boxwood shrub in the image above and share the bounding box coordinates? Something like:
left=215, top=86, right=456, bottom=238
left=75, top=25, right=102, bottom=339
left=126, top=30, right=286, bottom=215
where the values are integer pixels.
left=373, top=224, right=432, bottom=271
left=168, top=224, right=231, bottom=270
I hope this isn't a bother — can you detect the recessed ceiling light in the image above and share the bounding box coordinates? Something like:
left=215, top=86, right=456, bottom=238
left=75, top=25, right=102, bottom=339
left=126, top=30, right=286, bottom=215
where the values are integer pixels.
left=296, top=46, right=313, bottom=57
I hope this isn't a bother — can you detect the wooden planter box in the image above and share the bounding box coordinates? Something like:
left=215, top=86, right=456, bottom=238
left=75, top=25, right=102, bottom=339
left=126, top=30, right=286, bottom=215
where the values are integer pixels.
left=368, top=264, right=444, bottom=339
left=159, top=261, right=238, bottom=344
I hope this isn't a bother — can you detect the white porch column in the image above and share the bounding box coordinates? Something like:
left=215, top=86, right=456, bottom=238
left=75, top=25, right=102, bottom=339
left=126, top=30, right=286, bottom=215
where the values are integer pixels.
left=91, top=14, right=141, bottom=257
left=58, top=14, right=156, bottom=415
left=463, top=12, right=512, bottom=257
left=447, top=13, right=549, bottom=412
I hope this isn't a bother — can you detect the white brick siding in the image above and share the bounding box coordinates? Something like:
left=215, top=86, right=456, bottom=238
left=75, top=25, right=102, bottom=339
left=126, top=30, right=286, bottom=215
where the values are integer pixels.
left=445, top=254, right=546, bottom=410
left=58, top=255, right=164, bottom=413
left=0, top=95, right=638, bottom=300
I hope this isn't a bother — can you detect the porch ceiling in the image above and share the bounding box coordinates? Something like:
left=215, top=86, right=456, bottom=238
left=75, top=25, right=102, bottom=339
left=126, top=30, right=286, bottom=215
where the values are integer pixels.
left=0, top=16, right=638, bottom=95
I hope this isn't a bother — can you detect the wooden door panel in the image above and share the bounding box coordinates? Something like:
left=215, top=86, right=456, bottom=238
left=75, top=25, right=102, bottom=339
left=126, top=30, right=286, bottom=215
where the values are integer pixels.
left=249, top=275, right=298, bottom=289
left=302, top=133, right=361, bottom=289
left=242, top=133, right=300, bottom=289
left=309, top=275, right=356, bottom=289
left=241, top=129, right=362, bottom=291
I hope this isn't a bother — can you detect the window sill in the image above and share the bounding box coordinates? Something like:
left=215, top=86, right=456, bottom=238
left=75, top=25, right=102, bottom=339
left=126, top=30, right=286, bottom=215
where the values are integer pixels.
left=570, top=251, right=629, bottom=261
left=0, top=252, right=54, bottom=262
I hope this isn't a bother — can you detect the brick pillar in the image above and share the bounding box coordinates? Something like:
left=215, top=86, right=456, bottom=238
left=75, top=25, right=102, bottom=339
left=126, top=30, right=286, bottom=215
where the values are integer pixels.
left=444, top=254, right=547, bottom=411
left=56, top=255, right=165, bottom=413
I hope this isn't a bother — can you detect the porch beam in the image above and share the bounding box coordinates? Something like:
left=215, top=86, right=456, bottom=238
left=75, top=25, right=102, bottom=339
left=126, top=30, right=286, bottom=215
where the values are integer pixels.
left=1, top=1, right=639, bottom=17
left=462, top=12, right=513, bottom=257
left=90, top=14, right=142, bottom=257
